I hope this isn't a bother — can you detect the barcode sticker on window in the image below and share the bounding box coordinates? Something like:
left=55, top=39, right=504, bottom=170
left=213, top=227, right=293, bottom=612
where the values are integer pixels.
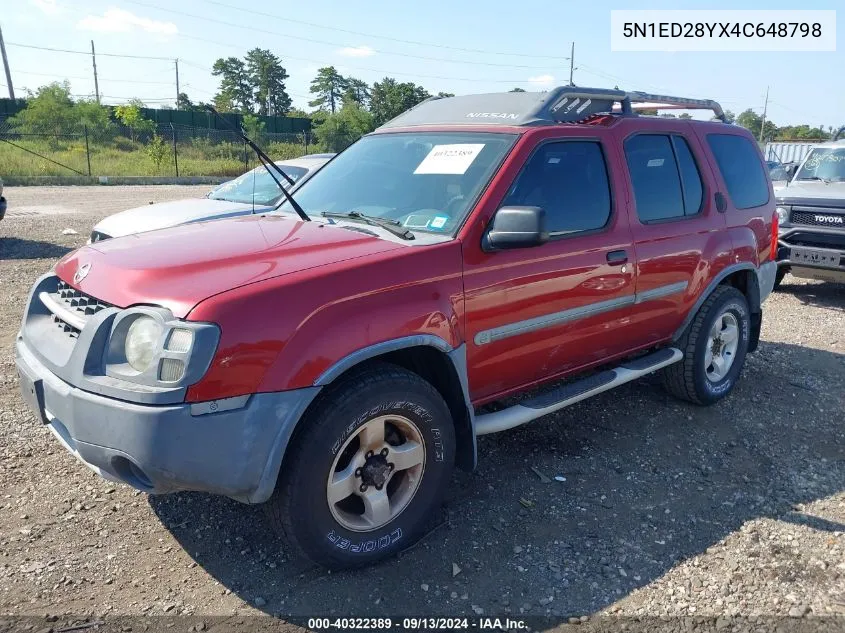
left=415, top=144, right=485, bottom=175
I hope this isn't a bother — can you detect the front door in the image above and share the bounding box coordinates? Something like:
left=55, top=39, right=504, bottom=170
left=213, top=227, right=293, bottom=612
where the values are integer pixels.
left=462, top=131, right=638, bottom=405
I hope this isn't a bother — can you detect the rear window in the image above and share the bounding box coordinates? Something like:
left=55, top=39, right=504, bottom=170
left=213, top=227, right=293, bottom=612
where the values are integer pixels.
left=706, top=134, right=769, bottom=209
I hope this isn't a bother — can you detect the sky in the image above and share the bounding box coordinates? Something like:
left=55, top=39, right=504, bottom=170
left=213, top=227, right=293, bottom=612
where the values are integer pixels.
left=1, top=0, right=841, bottom=129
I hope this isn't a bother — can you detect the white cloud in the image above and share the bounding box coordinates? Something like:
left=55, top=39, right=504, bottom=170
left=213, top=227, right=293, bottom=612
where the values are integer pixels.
left=31, top=0, right=61, bottom=15
left=528, top=74, right=555, bottom=86
left=337, top=45, right=376, bottom=58
left=77, top=7, right=178, bottom=35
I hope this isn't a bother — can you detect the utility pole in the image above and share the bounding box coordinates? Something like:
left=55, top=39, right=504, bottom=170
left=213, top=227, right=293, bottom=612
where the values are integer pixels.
left=91, top=40, right=100, bottom=103
left=174, top=58, right=180, bottom=109
left=759, top=86, right=769, bottom=142
left=0, top=24, right=14, bottom=99
left=568, top=42, right=575, bottom=86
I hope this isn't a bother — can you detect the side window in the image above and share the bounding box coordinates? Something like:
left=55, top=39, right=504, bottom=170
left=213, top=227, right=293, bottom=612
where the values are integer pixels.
left=503, top=141, right=611, bottom=234
left=706, top=134, right=769, bottom=209
left=673, top=136, right=703, bottom=215
left=624, top=134, right=704, bottom=221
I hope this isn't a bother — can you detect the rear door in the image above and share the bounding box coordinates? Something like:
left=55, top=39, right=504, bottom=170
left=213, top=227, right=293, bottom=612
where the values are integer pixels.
left=462, top=129, right=639, bottom=404
left=618, top=122, right=733, bottom=344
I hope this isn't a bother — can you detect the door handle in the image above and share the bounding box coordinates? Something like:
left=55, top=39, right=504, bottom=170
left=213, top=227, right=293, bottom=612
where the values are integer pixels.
left=606, top=250, right=628, bottom=265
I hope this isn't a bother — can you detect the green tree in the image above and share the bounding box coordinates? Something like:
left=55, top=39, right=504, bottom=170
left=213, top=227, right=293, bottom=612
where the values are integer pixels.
left=114, top=100, right=155, bottom=142
left=241, top=113, right=266, bottom=143
left=735, top=108, right=776, bottom=140
left=309, top=66, right=347, bottom=113
left=436, top=92, right=455, bottom=98
left=176, top=92, right=194, bottom=110
left=509, top=87, right=526, bottom=92
left=341, top=77, right=371, bottom=109
left=287, top=107, right=311, bottom=119
left=370, top=77, right=431, bottom=126
left=146, top=134, right=169, bottom=171
left=314, top=103, right=374, bottom=152
left=10, top=81, right=76, bottom=133
left=212, top=57, right=254, bottom=112
left=245, top=48, right=291, bottom=115
left=74, top=98, right=114, bottom=142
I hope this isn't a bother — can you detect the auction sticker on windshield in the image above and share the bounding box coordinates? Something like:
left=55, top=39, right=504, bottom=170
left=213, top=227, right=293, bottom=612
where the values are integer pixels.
left=414, top=144, right=485, bottom=175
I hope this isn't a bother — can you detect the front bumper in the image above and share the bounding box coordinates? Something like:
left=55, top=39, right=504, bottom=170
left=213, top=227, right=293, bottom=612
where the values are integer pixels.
left=777, top=241, right=845, bottom=284
left=15, top=335, right=320, bottom=503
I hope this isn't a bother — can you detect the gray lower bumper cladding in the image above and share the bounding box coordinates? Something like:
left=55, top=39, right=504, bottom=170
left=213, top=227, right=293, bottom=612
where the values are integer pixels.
left=15, top=337, right=320, bottom=504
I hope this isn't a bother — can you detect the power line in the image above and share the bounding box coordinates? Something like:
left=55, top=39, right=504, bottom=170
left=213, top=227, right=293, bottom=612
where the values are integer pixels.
left=6, top=41, right=172, bottom=61
left=201, top=0, right=570, bottom=61
left=176, top=33, right=544, bottom=84
left=15, top=68, right=173, bottom=84
left=125, top=0, right=564, bottom=70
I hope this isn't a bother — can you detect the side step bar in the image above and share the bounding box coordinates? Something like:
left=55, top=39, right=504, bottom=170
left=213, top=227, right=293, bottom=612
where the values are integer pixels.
left=474, top=347, right=683, bottom=436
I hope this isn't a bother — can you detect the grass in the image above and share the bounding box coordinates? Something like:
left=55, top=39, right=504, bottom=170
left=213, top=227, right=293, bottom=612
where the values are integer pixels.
left=0, top=136, right=321, bottom=178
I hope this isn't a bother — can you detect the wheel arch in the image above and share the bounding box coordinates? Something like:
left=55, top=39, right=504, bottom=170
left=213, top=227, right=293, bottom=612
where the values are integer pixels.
left=674, top=263, right=762, bottom=348
left=312, top=336, right=477, bottom=472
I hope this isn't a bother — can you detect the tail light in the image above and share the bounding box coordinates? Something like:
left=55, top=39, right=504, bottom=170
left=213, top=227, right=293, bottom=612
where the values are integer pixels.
left=770, top=210, right=778, bottom=261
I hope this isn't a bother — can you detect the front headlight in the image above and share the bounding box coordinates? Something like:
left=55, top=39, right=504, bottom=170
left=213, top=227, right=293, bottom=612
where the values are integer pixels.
left=776, top=206, right=790, bottom=225
left=125, top=316, right=162, bottom=372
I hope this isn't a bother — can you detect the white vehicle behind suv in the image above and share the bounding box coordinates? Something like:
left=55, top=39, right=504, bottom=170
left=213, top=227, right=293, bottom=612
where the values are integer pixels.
left=89, top=154, right=333, bottom=243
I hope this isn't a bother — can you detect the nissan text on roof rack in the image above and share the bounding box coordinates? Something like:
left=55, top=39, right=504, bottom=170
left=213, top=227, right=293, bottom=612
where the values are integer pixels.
left=16, top=86, right=778, bottom=569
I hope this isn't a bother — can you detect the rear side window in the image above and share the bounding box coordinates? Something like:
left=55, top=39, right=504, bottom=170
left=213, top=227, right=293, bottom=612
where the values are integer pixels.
left=706, top=134, right=769, bottom=209
left=625, top=134, right=704, bottom=222
left=503, top=141, right=611, bottom=235
left=673, top=137, right=703, bottom=215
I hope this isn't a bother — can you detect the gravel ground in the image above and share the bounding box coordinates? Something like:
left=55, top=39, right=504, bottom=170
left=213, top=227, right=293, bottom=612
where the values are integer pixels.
left=1, top=186, right=844, bottom=625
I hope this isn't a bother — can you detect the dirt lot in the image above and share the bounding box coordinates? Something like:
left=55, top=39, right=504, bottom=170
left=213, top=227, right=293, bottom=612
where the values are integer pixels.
left=1, top=187, right=844, bottom=625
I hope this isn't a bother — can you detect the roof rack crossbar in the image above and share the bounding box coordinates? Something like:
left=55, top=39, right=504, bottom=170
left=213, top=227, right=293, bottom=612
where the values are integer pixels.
left=525, top=86, right=725, bottom=125
left=624, top=91, right=726, bottom=122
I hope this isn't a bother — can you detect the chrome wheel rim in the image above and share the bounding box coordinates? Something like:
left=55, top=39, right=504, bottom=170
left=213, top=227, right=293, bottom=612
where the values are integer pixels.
left=704, top=312, right=739, bottom=382
left=326, top=414, right=426, bottom=532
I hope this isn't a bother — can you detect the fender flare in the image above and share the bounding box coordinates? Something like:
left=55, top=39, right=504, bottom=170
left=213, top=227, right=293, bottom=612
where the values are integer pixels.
left=315, top=334, right=454, bottom=385
left=673, top=263, right=761, bottom=341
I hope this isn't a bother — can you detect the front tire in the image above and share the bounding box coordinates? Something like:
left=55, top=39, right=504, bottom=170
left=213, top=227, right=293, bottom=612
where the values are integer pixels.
left=265, top=363, right=455, bottom=569
left=662, top=286, right=750, bottom=405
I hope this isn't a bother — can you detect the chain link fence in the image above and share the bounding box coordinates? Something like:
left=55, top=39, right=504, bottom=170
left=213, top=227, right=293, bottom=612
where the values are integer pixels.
left=0, top=119, right=317, bottom=179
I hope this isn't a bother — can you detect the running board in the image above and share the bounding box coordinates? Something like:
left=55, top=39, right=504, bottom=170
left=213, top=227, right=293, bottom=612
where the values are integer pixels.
left=474, top=348, right=683, bottom=436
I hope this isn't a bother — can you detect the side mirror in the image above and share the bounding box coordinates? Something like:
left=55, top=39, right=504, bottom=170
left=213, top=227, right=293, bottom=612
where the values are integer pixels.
left=785, top=163, right=798, bottom=180
left=483, top=206, right=549, bottom=252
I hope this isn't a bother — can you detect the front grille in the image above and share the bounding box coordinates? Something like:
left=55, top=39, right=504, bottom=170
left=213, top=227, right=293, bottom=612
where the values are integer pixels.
left=791, top=210, right=845, bottom=228
left=50, top=281, right=112, bottom=338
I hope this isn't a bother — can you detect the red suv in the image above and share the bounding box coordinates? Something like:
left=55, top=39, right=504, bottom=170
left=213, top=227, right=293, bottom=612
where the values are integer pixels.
left=16, top=87, right=777, bottom=569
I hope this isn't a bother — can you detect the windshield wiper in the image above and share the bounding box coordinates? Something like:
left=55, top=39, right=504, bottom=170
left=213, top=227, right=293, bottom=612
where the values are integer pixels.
left=203, top=105, right=310, bottom=222
left=321, top=211, right=415, bottom=240
left=798, top=176, right=832, bottom=184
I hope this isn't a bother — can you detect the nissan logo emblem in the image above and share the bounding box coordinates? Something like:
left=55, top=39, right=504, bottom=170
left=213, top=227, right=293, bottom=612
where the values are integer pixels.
left=73, top=262, right=91, bottom=284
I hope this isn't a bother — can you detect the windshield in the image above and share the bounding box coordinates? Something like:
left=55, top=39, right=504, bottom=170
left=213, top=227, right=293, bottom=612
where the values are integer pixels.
left=277, top=132, right=518, bottom=234
left=209, top=164, right=309, bottom=205
left=768, top=163, right=788, bottom=181
left=795, top=148, right=845, bottom=182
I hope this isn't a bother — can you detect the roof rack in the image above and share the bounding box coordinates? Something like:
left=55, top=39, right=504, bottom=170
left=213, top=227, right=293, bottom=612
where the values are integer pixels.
left=377, top=85, right=727, bottom=129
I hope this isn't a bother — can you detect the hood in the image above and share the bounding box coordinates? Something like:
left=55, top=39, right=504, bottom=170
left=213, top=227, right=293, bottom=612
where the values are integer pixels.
left=93, top=198, right=273, bottom=238
left=775, top=181, right=845, bottom=204
left=56, top=214, right=404, bottom=318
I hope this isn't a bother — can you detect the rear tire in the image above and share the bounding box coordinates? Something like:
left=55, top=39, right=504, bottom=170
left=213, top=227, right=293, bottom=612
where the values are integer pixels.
left=662, top=286, right=750, bottom=405
left=265, top=363, right=455, bottom=569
